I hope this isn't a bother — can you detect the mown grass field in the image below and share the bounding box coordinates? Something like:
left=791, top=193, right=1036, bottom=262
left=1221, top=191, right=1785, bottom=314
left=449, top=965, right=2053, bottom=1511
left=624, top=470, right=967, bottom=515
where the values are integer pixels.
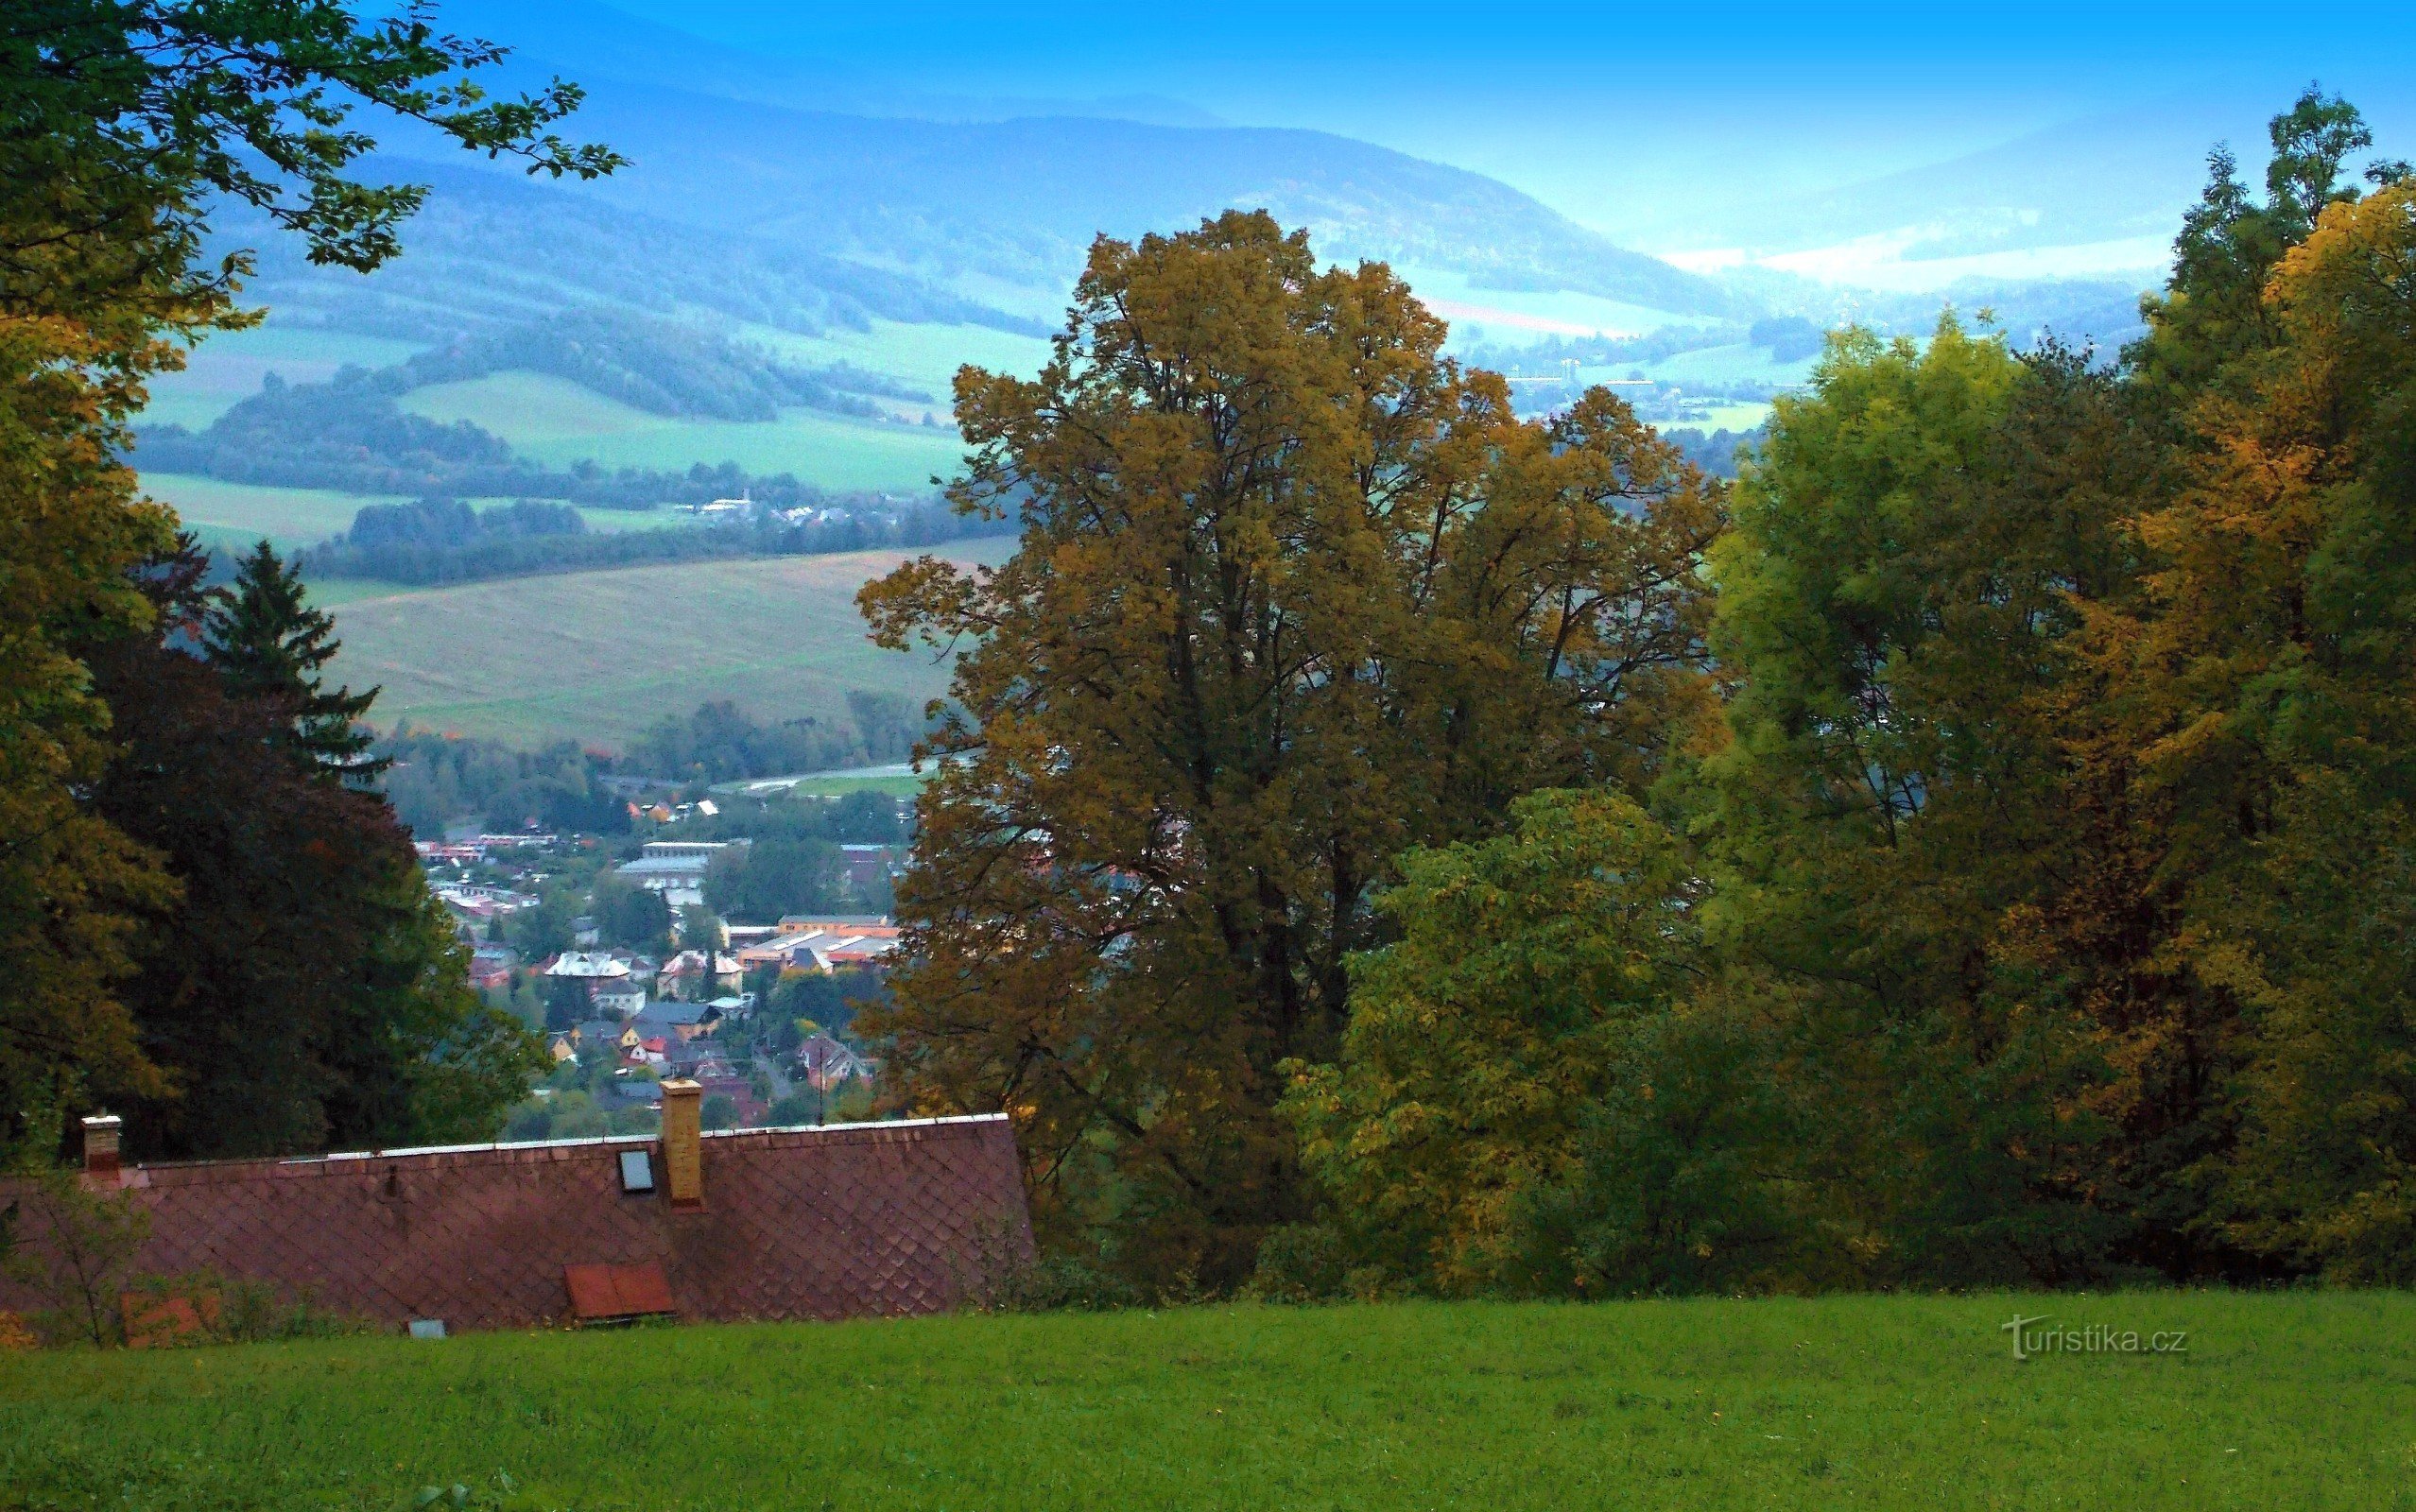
left=2, top=1294, right=2408, bottom=1511
left=326, top=541, right=1014, bottom=748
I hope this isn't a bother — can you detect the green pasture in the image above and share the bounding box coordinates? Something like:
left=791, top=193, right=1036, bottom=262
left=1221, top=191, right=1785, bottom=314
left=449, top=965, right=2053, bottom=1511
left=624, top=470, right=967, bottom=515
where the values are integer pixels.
left=2, top=1293, right=2408, bottom=1510
left=736, top=317, right=1056, bottom=398
left=715, top=764, right=929, bottom=799
left=325, top=540, right=1013, bottom=749
left=396, top=372, right=970, bottom=491
left=139, top=326, right=424, bottom=430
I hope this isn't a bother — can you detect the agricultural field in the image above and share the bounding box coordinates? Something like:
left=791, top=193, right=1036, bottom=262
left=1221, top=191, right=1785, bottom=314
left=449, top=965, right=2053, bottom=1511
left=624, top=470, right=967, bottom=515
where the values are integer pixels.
left=1400, top=264, right=1703, bottom=343
left=325, top=540, right=1016, bottom=749
left=396, top=372, right=971, bottom=491
left=714, top=762, right=929, bottom=799
left=4, top=1293, right=2409, bottom=1510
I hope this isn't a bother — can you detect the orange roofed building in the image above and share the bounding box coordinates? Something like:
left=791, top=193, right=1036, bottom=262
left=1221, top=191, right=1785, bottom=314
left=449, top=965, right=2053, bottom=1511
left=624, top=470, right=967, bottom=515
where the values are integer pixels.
left=0, top=1091, right=1030, bottom=1333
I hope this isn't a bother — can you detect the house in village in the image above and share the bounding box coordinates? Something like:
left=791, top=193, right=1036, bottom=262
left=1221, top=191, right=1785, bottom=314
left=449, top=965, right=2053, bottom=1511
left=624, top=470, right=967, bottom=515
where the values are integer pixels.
left=545, top=951, right=632, bottom=988
left=0, top=1104, right=1032, bottom=1332
left=656, top=949, right=742, bottom=1000
left=591, top=978, right=647, bottom=1020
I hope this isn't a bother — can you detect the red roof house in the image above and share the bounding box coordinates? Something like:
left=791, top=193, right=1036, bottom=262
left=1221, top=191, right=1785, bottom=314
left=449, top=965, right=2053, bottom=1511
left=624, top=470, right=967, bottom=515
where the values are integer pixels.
left=0, top=1092, right=1030, bottom=1333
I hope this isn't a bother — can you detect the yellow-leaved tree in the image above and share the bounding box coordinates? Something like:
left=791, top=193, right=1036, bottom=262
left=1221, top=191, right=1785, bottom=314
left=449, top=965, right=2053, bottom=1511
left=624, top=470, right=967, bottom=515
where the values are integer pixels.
left=857, top=212, right=1724, bottom=1292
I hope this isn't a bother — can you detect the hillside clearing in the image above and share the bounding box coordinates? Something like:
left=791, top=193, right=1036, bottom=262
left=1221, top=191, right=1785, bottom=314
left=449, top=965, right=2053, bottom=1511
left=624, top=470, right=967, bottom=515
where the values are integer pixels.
left=325, top=541, right=1014, bottom=748
left=2, top=1294, right=2407, bottom=1511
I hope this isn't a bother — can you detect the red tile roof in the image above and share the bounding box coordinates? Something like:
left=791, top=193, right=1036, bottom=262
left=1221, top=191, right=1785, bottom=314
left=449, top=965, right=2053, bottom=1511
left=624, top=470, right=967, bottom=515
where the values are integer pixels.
left=0, top=1117, right=1029, bottom=1332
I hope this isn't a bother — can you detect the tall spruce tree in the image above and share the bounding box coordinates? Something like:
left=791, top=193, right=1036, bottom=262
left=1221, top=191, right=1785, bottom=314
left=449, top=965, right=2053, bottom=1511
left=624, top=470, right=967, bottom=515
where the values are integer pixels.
left=80, top=535, right=542, bottom=1159
left=202, top=541, right=383, bottom=778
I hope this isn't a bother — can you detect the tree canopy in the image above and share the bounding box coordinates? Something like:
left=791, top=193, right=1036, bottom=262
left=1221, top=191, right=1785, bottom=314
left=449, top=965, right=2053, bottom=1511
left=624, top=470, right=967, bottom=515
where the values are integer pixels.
left=857, top=211, right=1723, bottom=1287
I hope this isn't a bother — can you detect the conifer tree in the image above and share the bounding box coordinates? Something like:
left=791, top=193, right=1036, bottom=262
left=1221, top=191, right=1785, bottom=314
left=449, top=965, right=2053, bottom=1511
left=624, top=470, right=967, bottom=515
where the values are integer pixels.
left=202, top=541, right=383, bottom=778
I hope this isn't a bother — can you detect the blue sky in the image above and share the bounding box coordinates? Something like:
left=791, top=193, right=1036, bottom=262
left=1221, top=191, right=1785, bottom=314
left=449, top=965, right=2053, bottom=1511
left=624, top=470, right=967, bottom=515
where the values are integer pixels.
left=590, top=1, right=2414, bottom=246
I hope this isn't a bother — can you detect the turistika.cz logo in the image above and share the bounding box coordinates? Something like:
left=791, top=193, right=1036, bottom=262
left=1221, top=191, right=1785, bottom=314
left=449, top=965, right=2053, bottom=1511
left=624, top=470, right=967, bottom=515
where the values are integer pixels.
left=1999, top=1314, right=2189, bottom=1361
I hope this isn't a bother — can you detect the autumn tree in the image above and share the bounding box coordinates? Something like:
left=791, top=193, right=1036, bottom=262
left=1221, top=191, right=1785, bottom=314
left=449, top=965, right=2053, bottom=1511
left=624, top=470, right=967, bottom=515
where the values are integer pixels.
left=856, top=212, right=1723, bottom=1289
left=2109, top=177, right=2416, bottom=1279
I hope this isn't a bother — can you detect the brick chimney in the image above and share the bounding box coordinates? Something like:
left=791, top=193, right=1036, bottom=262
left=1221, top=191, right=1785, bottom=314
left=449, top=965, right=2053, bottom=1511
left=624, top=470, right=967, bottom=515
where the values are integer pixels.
left=81, top=1113, right=123, bottom=1183
left=658, top=1079, right=703, bottom=1210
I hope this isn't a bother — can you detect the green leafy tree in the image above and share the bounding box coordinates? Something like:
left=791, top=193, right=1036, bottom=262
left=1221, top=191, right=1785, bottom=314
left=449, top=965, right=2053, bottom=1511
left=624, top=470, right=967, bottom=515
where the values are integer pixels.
left=1278, top=789, right=1713, bottom=1296
left=589, top=869, right=672, bottom=953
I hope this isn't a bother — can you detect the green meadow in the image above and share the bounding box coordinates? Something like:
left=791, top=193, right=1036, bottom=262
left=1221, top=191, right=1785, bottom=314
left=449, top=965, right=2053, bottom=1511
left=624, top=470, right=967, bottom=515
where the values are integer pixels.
left=397, top=372, right=972, bottom=490
left=2, top=1294, right=2407, bottom=1511
left=324, top=540, right=1014, bottom=748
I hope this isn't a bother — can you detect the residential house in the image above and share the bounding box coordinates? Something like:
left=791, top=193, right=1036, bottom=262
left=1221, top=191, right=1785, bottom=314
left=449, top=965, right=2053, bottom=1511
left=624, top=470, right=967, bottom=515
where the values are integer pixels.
left=572, top=915, right=601, bottom=948
left=591, top=980, right=647, bottom=1020
left=656, top=949, right=742, bottom=999
left=5, top=1104, right=1032, bottom=1331
left=545, top=951, right=632, bottom=986
left=797, top=1033, right=870, bottom=1091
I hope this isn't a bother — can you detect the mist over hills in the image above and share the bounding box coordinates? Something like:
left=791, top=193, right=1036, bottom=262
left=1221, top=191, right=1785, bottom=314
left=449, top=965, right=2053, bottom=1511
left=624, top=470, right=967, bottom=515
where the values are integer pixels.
left=147, top=0, right=2259, bottom=513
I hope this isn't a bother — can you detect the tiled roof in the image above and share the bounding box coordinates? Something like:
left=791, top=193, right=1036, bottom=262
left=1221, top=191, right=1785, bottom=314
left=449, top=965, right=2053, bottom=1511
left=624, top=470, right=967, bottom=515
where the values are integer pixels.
left=0, top=1117, right=1029, bottom=1332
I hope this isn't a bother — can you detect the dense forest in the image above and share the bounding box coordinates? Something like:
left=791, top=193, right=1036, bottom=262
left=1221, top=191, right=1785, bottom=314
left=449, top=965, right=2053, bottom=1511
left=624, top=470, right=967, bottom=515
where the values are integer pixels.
left=866, top=92, right=2416, bottom=1299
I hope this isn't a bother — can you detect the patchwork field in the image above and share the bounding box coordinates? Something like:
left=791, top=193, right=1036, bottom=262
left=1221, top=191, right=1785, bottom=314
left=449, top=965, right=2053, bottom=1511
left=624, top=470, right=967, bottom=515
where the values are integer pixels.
left=2, top=1294, right=2407, bottom=1510
left=325, top=540, right=1015, bottom=748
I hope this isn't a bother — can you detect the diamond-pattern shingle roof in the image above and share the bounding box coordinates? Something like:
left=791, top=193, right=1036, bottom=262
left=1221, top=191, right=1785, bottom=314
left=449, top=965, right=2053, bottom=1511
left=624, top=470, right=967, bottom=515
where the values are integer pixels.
left=0, top=1116, right=1030, bottom=1332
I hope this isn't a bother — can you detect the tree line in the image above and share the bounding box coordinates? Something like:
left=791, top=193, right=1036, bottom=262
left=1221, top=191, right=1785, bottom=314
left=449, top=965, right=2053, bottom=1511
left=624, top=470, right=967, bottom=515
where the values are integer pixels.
left=296, top=494, right=995, bottom=587
left=862, top=93, right=2416, bottom=1297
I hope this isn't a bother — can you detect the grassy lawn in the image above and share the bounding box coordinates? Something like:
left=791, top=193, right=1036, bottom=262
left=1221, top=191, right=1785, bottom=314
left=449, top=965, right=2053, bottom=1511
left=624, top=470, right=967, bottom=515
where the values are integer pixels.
left=1, top=1294, right=2407, bottom=1510
left=325, top=540, right=1013, bottom=748
left=396, top=373, right=971, bottom=491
